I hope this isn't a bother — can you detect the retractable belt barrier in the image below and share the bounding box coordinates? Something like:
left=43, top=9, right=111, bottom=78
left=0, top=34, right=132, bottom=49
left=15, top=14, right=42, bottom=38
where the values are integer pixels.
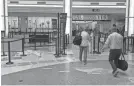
left=92, top=33, right=134, bottom=54
left=127, top=36, right=134, bottom=53
left=92, top=32, right=108, bottom=54
left=1, top=38, right=24, bottom=65
left=1, top=34, right=70, bottom=65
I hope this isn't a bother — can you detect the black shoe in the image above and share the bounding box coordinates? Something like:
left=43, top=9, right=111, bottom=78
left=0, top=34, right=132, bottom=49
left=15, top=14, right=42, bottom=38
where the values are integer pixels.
left=84, top=61, right=87, bottom=65
left=79, top=59, right=82, bottom=62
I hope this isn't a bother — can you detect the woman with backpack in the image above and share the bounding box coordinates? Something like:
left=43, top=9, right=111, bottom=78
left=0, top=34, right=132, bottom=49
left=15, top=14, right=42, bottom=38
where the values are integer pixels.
left=79, top=27, right=92, bottom=65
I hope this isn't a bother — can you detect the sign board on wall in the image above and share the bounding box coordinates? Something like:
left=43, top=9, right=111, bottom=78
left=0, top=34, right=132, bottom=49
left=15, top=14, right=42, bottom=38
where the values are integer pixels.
left=72, top=14, right=109, bottom=21
left=132, top=34, right=134, bottom=37
left=52, top=19, right=57, bottom=29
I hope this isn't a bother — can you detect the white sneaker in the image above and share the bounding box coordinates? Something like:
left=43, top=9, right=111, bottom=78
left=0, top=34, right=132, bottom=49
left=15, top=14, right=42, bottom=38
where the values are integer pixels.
left=113, top=69, right=119, bottom=77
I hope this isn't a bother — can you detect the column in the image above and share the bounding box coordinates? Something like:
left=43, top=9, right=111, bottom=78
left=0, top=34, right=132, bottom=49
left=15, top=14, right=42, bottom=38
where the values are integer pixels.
left=4, top=0, right=8, bottom=36
left=63, top=0, right=72, bottom=49
left=63, top=0, right=72, bottom=36
left=0, top=0, right=4, bottom=32
left=126, top=0, right=134, bottom=36
left=0, top=0, right=8, bottom=36
left=126, top=0, right=134, bottom=53
left=125, top=0, right=129, bottom=32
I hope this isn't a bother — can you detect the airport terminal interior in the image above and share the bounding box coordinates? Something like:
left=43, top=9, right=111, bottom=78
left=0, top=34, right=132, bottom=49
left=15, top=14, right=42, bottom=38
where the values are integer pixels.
left=0, top=0, right=134, bottom=85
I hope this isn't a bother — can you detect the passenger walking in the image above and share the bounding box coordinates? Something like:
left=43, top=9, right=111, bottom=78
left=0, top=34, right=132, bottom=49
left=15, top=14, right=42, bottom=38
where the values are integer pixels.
left=89, top=30, right=93, bottom=54
left=101, top=28, right=123, bottom=77
left=79, top=27, right=91, bottom=65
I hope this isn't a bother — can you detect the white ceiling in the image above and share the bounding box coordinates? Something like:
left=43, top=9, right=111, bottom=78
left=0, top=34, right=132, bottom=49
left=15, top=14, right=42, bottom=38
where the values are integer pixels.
left=8, top=0, right=126, bottom=15
left=8, top=0, right=126, bottom=2
left=8, top=7, right=125, bottom=14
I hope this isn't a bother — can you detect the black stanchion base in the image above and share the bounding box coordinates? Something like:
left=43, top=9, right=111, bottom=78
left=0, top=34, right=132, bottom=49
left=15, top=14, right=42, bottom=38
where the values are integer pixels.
left=127, top=49, right=130, bottom=51
left=131, top=48, right=134, bottom=53
left=93, top=51, right=98, bottom=54
left=1, top=54, right=7, bottom=56
left=54, top=55, right=61, bottom=58
left=62, top=53, right=67, bottom=55
left=54, top=54, right=61, bottom=58
left=6, top=62, right=14, bottom=65
left=20, top=54, right=27, bottom=56
left=96, top=52, right=101, bottom=54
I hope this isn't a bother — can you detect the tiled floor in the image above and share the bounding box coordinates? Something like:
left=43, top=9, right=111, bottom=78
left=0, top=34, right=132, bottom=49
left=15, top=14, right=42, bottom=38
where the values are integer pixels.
left=1, top=44, right=134, bottom=85
left=1, top=58, right=134, bottom=85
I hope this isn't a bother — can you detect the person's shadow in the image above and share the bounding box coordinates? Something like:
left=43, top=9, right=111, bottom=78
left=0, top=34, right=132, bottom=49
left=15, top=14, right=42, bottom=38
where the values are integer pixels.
left=118, top=71, right=129, bottom=77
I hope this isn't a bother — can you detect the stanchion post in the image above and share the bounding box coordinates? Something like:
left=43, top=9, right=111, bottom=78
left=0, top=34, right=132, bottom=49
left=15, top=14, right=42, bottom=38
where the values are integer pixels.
left=93, top=36, right=96, bottom=54
left=21, top=38, right=27, bottom=56
left=34, top=39, right=37, bottom=50
left=97, top=36, right=101, bottom=54
left=50, top=32, right=52, bottom=43
left=127, top=37, right=130, bottom=51
left=123, top=37, right=127, bottom=54
left=12, top=31, right=13, bottom=38
left=131, top=37, right=134, bottom=53
left=62, top=34, right=67, bottom=55
left=54, top=13, right=60, bottom=57
left=1, top=37, right=7, bottom=56
left=65, top=34, right=67, bottom=48
left=6, top=41, right=13, bottom=65
left=54, top=38, right=58, bottom=55
left=131, top=37, right=133, bottom=45
left=26, top=28, right=27, bottom=34
left=67, top=34, right=69, bottom=44
left=54, top=37, right=60, bottom=57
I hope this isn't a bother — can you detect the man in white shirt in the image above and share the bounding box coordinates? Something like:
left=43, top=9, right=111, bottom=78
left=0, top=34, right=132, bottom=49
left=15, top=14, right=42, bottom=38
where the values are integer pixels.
left=79, top=28, right=91, bottom=65
left=101, top=28, right=123, bottom=77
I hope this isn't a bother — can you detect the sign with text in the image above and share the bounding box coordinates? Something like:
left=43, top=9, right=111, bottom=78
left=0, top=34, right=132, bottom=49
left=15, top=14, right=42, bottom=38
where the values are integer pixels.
left=52, top=19, right=57, bottom=29
left=57, top=13, right=67, bottom=55
left=60, top=13, right=67, bottom=23
left=131, top=34, right=134, bottom=37
left=72, top=14, right=109, bottom=21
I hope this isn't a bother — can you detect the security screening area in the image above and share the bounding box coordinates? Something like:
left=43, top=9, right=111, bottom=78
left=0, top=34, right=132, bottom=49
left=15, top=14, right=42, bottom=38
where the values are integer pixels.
left=1, top=0, right=134, bottom=85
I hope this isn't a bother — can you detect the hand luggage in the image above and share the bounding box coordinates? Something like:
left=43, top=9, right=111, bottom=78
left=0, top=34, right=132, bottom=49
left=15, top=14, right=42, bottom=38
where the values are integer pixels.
left=118, top=53, right=128, bottom=71
left=73, top=33, right=82, bottom=46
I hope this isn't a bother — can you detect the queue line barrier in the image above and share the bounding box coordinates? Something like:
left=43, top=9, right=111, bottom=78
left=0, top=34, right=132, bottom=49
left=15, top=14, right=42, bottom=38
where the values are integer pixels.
left=92, top=35, right=134, bottom=54
left=1, top=34, right=70, bottom=65
left=1, top=38, right=24, bottom=64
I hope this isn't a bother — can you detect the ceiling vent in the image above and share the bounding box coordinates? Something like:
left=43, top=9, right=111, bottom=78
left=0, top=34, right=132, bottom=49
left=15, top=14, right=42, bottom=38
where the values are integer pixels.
left=90, top=2, right=99, bottom=5
left=116, top=3, right=125, bottom=6
left=10, top=1, right=19, bottom=4
left=37, top=2, right=46, bottom=5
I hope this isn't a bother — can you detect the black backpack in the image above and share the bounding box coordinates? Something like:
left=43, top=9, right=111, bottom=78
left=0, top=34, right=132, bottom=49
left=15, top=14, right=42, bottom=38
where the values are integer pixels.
left=73, top=33, right=82, bottom=46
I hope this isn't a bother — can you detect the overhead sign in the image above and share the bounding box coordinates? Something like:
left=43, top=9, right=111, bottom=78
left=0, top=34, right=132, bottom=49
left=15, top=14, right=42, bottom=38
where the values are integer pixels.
left=60, top=13, right=67, bottom=23
left=72, top=14, right=109, bottom=21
